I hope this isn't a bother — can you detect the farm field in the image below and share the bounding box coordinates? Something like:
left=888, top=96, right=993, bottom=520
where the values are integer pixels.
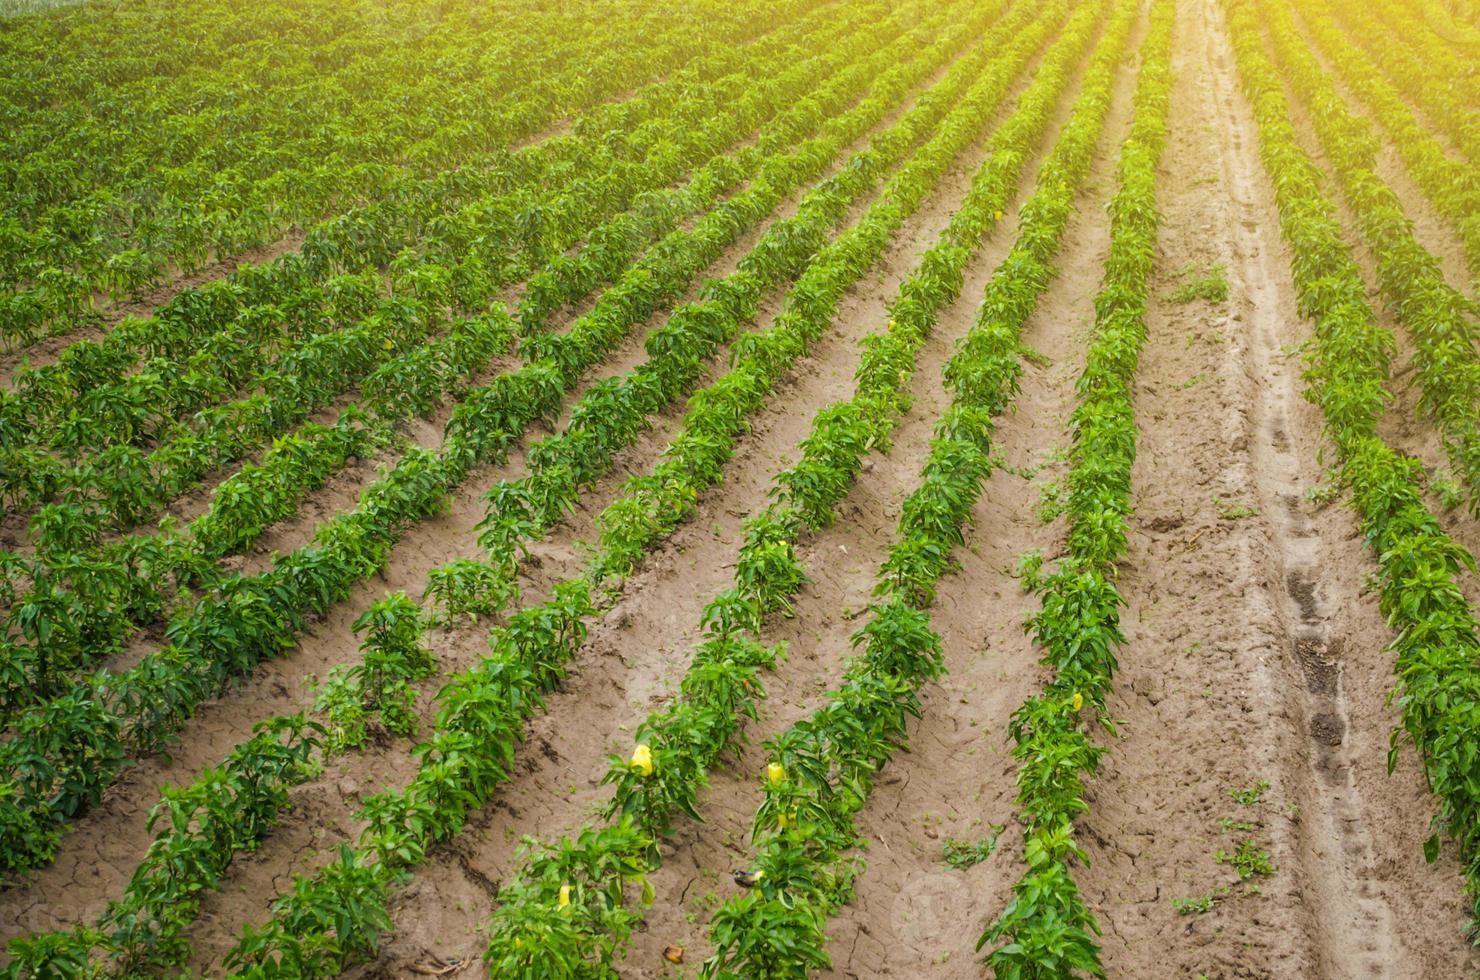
left=3, top=0, right=1480, bottom=975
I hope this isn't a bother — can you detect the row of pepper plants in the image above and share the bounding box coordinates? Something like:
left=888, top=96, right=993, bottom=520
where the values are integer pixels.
left=0, top=0, right=945, bottom=714
left=205, top=6, right=1058, bottom=972
left=0, top=0, right=829, bottom=439
left=1284, top=0, right=1480, bottom=288
left=0, top=0, right=810, bottom=344
left=474, top=0, right=1123, bottom=970
left=0, top=0, right=894, bottom=580
left=0, top=0, right=571, bottom=321
left=0, top=0, right=857, bottom=455
left=0, top=0, right=982, bottom=876
left=1395, top=0, right=1480, bottom=65
left=1, top=593, right=437, bottom=976
left=0, top=407, right=387, bottom=718
left=1320, top=0, right=1480, bottom=165
left=0, top=0, right=857, bottom=511
left=0, top=0, right=629, bottom=224
left=0, top=2, right=909, bottom=721
left=694, top=0, right=1144, bottom=973
left=1373, top=0, right=1480, bottom=131
left=427, top=0, right=1002, bottom=615
left=1224, top=0, right=1480, bottom=936
left=0, top=15, right=858, bottom=521
left=980, top=2, right=1173, bottom=975
left=1254, top=0, right=1480, bottom=515
left=0, top=0, right=691, bottom=225
left=456, top=0, right=1039, bottom=626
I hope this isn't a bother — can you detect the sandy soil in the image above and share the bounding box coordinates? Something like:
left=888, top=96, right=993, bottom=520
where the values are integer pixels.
left=5, top=0, right=1480, bottom=976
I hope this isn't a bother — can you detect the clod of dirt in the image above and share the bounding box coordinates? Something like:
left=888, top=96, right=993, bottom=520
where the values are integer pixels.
left=1131, top=673, right=1164, bottom=705
left=1310, top=712, right=1345, bottom=749
left=1144, top=512, right=1186, bottom=533
left=1293, top=634, right=1339, bottom=696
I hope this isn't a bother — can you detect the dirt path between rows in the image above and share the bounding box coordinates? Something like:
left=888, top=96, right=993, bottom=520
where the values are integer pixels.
left=1073, top=0, right=1480, bottom=977
left=811, top=3, right=1151, bottom=975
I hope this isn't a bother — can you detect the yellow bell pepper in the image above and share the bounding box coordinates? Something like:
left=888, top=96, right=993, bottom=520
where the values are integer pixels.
left=630, top=744, right=653, bottom=776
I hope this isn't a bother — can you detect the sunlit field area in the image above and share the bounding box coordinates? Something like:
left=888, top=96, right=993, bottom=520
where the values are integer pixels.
left=2, top=0, right=1480, bottom=975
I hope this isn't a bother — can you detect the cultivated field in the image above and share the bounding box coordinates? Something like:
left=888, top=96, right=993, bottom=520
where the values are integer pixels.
left=2, top=0, right=1480, bottom=975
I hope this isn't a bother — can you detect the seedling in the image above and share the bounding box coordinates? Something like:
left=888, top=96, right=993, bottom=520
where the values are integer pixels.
left=1020, top=344, right=1052, bottom=368
left=1303, top=481, right=1339, bottom=506
left=1171, top=886, right=1228, bottom=915
left=1015, top=549, right=1046, bottom=593
left=1430, top=469, right=1464, bottom=511
left=1215, top=498, right=1259, bottom=520
left=1168, top=262, right=1229, bottom=304
left=1230, top=779, right=1270, bottom=806
left=1037, top=480, right=1064, bottom=524
left=1216, top=840, right=1276, bottom=880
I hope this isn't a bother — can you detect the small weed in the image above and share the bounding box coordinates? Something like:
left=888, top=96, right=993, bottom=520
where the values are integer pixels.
left=1019, top=344, right=1052, bottom=368
left=943, top=826, right=1006, bottom=870
left=1430, top=469, right=1464, bottom=511
left=1216, top=839, right=1277, bottom=880
left=687, top=888, right=721, bottom=924
left=1215, top=498, right=1259, bottom=520
left=1303, top=481, right=1340, bottom=507
left=1015, top=550, right=1045, bottom=593
left=1171, top=885, right=1228, bottom=915
left=1169, top=263, right=1229, bottom=304
left=1231, top=779, right=1270, bottom=806
left=1172, top=894, right=1214, bottom=915
left=1218, top=817, right=1259, bottom=833
left=1176, top=372, right=1207, bottom=390
left=993, top=452, right=1043, bottom=480
left=1037, top=480, right=1064, bottom=524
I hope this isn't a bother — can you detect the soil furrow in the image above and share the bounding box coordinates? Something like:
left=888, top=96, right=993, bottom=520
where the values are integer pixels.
left=810, top=4, right=1149, bottom=972
left=1073, top=1, right=1480, bottom=977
